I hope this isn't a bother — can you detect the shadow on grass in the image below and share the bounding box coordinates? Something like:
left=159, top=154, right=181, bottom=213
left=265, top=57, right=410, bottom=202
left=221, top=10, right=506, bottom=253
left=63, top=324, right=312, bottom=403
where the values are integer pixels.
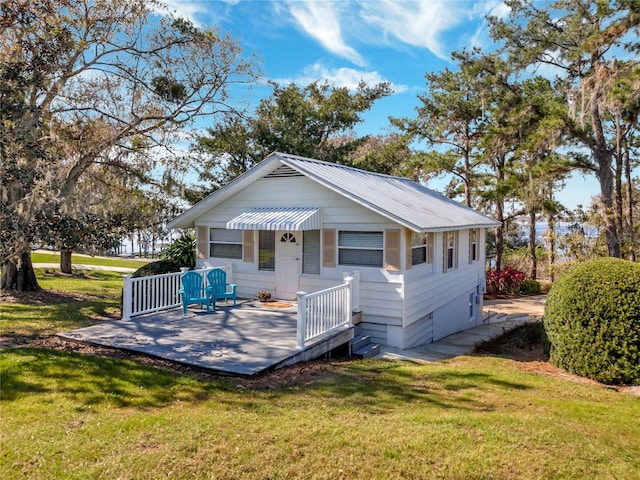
left=0, top=348, right=230, bottom=408
left=1, top=347, right=534, bottom=414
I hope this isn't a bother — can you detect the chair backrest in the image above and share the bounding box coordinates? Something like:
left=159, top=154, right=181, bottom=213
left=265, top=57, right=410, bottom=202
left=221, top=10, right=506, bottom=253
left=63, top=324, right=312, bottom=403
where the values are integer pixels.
left=207, top=268, right=227, bottom=295
left=181, top=271, right=203, bottom=297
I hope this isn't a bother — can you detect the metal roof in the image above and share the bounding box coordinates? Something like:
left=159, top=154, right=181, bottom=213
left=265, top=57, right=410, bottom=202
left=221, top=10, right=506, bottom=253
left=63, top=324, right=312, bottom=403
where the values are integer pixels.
left=275, top=153, right=499, bottom=231
left=168, top=152, right=500, bottom=231
left=226, top=207, right=321, bottom=231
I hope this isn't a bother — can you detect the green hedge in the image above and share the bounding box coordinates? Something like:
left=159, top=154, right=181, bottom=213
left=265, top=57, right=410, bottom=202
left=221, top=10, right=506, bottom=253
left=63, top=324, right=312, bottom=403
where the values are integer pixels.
left=544, top=258, right=640, bottom=385
left=132, top=259, right=182, bottom=278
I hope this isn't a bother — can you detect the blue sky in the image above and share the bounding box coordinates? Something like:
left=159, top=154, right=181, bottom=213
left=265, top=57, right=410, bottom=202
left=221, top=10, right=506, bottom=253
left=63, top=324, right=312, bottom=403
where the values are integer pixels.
left=161, top=0, right=603, bottom=211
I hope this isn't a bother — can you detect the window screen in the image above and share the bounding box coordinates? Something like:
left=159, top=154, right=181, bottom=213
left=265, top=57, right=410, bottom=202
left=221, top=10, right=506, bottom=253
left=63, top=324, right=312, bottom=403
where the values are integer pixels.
left=303, top=230, right=320, bottom=274
left=209, top=228, right=242, bottom=259
left=338, top=231, right=383, bottom=267
left=258, top=230, right=275, bottom=271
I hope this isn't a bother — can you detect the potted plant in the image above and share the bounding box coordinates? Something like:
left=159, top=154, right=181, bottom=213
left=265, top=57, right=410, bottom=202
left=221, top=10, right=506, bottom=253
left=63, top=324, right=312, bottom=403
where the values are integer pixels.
left=256, top=290, right=272, bottom=302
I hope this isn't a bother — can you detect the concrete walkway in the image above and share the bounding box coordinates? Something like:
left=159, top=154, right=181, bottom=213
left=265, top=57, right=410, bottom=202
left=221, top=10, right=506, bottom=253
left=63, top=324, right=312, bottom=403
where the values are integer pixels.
left=379, top=295, right=546, bottom=362
left=33, top=263, right=136, bottom=273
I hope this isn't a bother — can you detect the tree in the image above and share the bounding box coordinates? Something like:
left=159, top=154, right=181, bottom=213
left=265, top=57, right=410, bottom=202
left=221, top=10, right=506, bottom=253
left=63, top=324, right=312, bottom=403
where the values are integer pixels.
left=396, top=64, right=488, bottom=207
left=0, top=0, right=258, bottom=291
left=194, top=80, right=392, bottom=195
left=489, top=0, right=640, bottom=257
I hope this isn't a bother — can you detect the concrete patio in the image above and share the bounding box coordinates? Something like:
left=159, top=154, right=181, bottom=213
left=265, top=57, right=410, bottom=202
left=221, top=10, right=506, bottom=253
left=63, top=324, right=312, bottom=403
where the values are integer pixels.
left=58, top=299, right=307, bottom=376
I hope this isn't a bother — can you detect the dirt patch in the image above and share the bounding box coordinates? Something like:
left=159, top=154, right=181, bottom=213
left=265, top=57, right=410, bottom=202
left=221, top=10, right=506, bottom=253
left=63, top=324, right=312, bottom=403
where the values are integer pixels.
left=0, top=288, right=100, bottom=305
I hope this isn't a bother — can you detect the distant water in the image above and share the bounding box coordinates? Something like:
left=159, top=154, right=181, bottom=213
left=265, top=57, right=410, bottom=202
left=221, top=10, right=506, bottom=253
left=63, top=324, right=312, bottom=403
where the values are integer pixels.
left=528, top=221, right=599, bottom=244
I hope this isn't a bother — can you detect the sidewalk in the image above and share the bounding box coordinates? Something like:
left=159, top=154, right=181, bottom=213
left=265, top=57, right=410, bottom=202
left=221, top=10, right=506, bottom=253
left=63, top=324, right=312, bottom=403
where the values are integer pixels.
left=379, top=295, right=546, bottom=362
left=32, top=263, right=136, bottom=273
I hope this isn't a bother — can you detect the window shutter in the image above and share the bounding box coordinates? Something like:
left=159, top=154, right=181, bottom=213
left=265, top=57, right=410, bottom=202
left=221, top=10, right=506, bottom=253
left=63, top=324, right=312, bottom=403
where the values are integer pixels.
left=428, top=232, right=434, bottom=264
left=405, top=229, right=413, bottom=270
left=385, top=229, right=401, bottom=272
left=196, top=226, right=208, bottom=259
left=322, top=229, right=336, bottom=268
left=442, top=232, right=447, bottom=273
left=243, top=230, right=254, bottom=263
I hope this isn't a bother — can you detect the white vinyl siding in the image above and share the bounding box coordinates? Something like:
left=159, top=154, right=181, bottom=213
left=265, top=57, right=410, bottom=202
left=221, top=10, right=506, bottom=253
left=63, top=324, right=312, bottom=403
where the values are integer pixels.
left=210, top=228, right=242, bottom=259
left=338, top=231, right=384, bottom=267
left=303, top=230, right=320, bottom=274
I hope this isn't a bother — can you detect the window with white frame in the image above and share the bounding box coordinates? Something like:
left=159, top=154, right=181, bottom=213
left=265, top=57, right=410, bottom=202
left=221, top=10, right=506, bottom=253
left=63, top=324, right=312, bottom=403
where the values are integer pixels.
left=210, top=228, right=242, bottom=259
left=446, top=231, right=457, bottom=271
left=411, top=232, right=432, bottom=265
left=470, top=229, right=478, bottom=263
left=259, top=230, right=275, bottom=271
left=338, top=231, right=383, bottom=267
left=303, top=230, right=320, bottom=274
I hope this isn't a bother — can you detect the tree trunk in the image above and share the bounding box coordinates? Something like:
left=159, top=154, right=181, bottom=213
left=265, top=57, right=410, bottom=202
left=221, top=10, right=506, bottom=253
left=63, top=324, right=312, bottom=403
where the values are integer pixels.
left=0, top=250, right=41, bottom=291
left=624, top=149, right=636, bottom=261
left=547, top=214, right=556, bottom=282
left=590, top=100, right=620, bottom=258
left=598, top=156, right=621, bottom=258
left=529, top=210, right=537, bottom=280
left=60, top=249, right=73, bottom=274
left=495, top=201, right=504, bottom=273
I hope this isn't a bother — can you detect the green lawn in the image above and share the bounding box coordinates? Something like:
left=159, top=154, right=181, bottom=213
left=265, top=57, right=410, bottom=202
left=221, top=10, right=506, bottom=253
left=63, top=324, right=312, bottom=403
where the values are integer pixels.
left=31, top=251, right=152, bottom=269
left=1, top=272, right=639, bottom=479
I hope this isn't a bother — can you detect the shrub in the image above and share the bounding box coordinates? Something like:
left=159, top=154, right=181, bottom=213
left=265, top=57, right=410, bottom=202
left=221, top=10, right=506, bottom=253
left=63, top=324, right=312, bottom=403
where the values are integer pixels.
left=518, top=279, right=541, bottom=295
left=132, top=259, right=181, bottom=278
left=161, top=233, right=196, bottom=269
left=486, top=267, right=526, bottom=294
left=543, top=258, right=640, bottom=385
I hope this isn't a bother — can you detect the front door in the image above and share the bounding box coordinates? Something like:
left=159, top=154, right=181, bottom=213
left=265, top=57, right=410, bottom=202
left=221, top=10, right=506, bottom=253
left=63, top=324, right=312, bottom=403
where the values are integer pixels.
left=275, top=231, right=301, bottom=300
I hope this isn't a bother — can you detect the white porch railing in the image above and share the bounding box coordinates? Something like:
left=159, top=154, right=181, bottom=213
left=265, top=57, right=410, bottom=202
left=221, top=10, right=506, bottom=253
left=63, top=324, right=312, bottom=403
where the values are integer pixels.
left=296, top=273, right=358, bottom=349
left=122, top=266, right=231, bottom=320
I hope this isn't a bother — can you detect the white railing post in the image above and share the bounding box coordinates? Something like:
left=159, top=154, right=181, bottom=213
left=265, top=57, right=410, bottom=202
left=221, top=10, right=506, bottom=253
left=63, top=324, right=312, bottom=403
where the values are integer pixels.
left=352, top=270, right=361, bottom=312
left=225, top=262, right=233, bottom=284
left=344, top=276, right=353, bottom=326
left=296, top=291, right=307, bottom=349
left=122, top=274, right=133, bottom=321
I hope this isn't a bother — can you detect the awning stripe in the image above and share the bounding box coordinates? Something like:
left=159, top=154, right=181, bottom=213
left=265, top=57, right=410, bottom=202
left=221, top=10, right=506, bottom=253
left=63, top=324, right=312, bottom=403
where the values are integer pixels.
left=226, top=207, right=321, bottom=231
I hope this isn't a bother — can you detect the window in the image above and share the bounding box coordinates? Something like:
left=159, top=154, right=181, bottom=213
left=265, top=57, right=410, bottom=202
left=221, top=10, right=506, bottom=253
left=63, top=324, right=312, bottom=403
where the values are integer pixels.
left=411, top=232, right=432, bottom=265
left=469, top=229, right=478, bottom=263
left=446, top=231, right=457, bottom=271
left=469, top=293, right=475, bottom=318
left=338, top=231, right=383, bottom=267
left=259, top=230, right=275, bottom=271
left=303, top=230, right=320, bottom=274
left=210, top=228, right=242, bottom=259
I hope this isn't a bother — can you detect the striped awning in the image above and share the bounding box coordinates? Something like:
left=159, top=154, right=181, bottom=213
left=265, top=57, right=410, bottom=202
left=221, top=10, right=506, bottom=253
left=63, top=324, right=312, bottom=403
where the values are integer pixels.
left=226, top=207, right=321, bottom=231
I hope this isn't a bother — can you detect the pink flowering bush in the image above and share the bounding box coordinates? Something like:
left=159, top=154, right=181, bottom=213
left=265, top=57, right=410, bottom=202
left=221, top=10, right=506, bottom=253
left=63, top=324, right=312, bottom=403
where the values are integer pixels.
left=486, top=267, right=526, bottom=294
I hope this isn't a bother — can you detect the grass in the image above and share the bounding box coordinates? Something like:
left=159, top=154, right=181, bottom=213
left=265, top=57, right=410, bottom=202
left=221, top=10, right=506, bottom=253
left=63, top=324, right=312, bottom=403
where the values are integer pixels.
left=1, top=271, right=639, bottom=479
left=0, top=270, right=123, bottom=337
left=31, top=251, right=152, bottom=269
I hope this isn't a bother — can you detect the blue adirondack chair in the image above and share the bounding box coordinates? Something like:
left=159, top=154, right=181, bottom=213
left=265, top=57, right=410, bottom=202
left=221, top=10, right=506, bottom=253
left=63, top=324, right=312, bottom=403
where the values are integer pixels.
left=206, top=268, right=237, bottom=311
left=178, top=271, right=210, bottom=315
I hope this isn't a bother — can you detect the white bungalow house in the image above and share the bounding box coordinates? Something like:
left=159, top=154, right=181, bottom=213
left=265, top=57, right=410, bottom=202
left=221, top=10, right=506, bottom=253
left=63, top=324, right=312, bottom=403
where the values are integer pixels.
left=168, top=152, right=500, bottom=349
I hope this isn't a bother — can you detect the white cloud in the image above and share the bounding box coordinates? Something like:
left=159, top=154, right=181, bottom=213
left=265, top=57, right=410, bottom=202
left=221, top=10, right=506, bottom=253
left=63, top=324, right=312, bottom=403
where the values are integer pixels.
left=270, top=63, right=408, bottom=94
left=359, top=0, right=466, bottom=60
left=157, top=0, right=238, bottom=26
left=286, top=1, right=366, bottom=66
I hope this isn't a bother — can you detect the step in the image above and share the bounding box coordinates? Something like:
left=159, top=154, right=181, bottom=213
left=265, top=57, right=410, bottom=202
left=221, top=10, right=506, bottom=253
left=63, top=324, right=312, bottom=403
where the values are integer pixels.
left=353, top=342, right=381, bottom=359
left=351, top=334, right=371, bottom=352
